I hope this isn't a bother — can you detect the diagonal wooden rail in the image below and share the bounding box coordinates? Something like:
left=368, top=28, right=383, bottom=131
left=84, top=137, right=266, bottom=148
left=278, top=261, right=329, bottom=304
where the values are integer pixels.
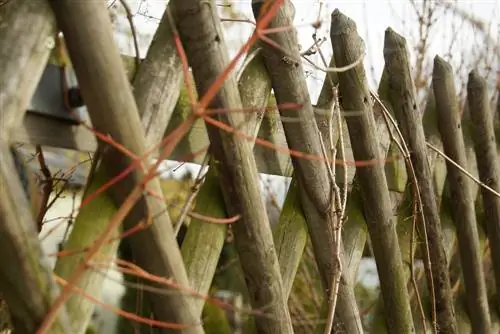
left=0, top=1, right=71, bottom=332
left=331, top=10, right=415, bottom=333
left=433, top=56, right=491, bottom=332
left=2, top=1, right=498, bottom=333
left=467, top=71, right=500, bottom=315
left=383, top=28, right=457, bottom=333
left=46, top=1, right=203, bottom=332
left=179, top=44, right=274, bottom=318
left=52, top=2, right=191, bottom=332
left=251, top=2, right=364, bottom=332
left=171, top=0, right=293, bottom=332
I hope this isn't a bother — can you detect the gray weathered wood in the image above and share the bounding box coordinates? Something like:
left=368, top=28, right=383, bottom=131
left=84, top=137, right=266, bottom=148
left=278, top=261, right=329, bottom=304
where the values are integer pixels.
left=181, top=46, right=273, bottom=316
left=421, top=88, right=458, bottom=263
left=14, top=113, right=98, bottom=152
left=0, top=141, right=72, bottom=334
left=433, top=56, right=491, bottom=332
left=331, top=10, right=414, bottom=333
left=133, top=7, right=183, bottom=146
left=16, top=106, right=295, bottom=176
left=253, top=105, right=293, bottom=176
left=52, top=2, right=190, bottom=332
left=0, top=1, right=72, bottom=332
left=273, top=176, right=308, bottom=298
left=383, top=28, right=457, bottom=332
left=467, top=71, right=500, bottom=313
left=341, top=95, right=392, bottom=281
left=495, top=93, right=500, bottom=153
left=180, top=167, right=229, bottom=316
left=364, top=67, right=420, bottom=333
left=47, top=1, right=203, bottom=333
left=252, top=2, right=363, bottom=332
left=53, top=167, right=120, bottom=334
left=171, top=1, right=293, bottom=332
left=120, top=4, right=192, bottom=332
left=313, top=61, right=393, bottom=334
left=0, top=0, right=56, bottom=141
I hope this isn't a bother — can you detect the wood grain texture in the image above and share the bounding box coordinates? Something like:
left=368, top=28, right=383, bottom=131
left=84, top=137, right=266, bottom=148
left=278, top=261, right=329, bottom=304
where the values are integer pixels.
left=467, top=71, right=500, bottom=314
left=331, top=10, right=414, bottom=333
left=433, top=56, right=491, bottom=332
left=383, top=29, right=457, bottom=333
left=48, top=1, right=203, bottom=333
left=171, top=1, right=293, bottom=332
left=0, top=1, right=72, bottom=332
left=253, top=1, right=363, bottom=332
left=181, top=46, right=273, bottom=316
left=0, top=0, right=56, bottom=142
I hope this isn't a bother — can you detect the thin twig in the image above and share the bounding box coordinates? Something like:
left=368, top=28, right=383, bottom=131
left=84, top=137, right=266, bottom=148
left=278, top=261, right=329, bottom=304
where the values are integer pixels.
left=426, top=142, right=500, bottom=198
left=220, top=18, right=256, bottom=26
left=300, top=36, right=327, bottom=56
left=43, top=180, right=68, bottom=218
left=53, top=275, right=192, bottom=330
left=39, top=3, right=288, bottom=330
left=370, top=90, right=433, bottom=333
left=302, top=51, right=365, bottom=73
left=82, top=144, right=104, bottom=196
left=119, top=0, right=141, bottom=80
left=35, top=145, right=53, bottom=233
left=173, top=152, right=210, bottom=236
left=409, top=199, right=427, bottom=330
left=322, top=84, right=346, bottom=334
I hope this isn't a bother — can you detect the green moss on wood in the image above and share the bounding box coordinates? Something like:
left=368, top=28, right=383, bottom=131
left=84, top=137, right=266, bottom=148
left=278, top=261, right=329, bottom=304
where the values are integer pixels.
left=201, top=299, right=232, bottom=334
left=272, top=176, right=308, bottom=298
left=181, top=166, right=228, bottom=315
left=54, top=167, right=119, bottom=334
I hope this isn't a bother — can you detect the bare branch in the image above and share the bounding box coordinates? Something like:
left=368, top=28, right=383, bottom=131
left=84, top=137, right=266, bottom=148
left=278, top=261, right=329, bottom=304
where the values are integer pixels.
left=172, top=0, right=294, bottom=332
left=47, top=1, right=203, bottom=332
left=383, top=28, right=457, bottom=333
left=331, top=9, right=415, bottom=333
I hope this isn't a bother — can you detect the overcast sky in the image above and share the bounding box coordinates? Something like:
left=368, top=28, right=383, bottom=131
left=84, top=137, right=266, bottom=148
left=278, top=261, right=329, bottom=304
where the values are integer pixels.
left=106, top=0, right=498, bottom=199
left=110, top=0, right=498, bottom=101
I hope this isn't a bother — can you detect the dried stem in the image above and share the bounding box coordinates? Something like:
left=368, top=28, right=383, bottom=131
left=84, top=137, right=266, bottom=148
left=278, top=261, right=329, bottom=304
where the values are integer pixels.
left=118, top=0, right=140, bottom=79
left=173, top=153, right=210, bottom=236
left=426, top=143, right=500, bottom=198
left=35, top=145, right=53, bottom=233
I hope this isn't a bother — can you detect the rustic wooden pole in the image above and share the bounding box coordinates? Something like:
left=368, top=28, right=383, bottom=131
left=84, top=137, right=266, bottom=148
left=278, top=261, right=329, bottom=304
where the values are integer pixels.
left=181, top=47, right=273, bottom=316
left=47, top=1, right=203, bottom=332
left=0, top=1, right=71, bottom=332
left=171, top=0, right=293, bottom=332
left=0, top=0, right=55, bottom=140
left=252, top=2, right=363, bottom=332
left=433, top=56, right=491, bottom=332
left=383, top=28, right=457, bottom=332
left=331, top=10, right=415, bottom=333
left=467, top=71, right=500, bottom=314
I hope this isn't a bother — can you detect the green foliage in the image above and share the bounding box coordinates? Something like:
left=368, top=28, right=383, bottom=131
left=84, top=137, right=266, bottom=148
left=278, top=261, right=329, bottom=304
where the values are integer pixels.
left=201, top=298, right=232, bottom=334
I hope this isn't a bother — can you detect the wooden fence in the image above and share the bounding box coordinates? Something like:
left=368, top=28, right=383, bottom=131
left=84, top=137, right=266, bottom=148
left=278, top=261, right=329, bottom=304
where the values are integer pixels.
left=0, top=1, right=499, bottom=333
